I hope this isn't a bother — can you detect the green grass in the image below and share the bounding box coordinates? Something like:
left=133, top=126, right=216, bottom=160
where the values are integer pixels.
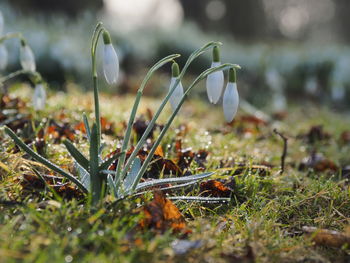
left=1, top=86, right=350, bottom=262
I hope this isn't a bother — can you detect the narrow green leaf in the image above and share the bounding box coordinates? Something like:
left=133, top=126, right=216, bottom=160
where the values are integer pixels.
left=83, top=113, right=91, bottom=140
left=107, top=174, right=118, bottom=197
left=89, top=123, right=102, bottom=205
left=63, top=140, right=89, bottom=171
left=4, top=127, right=87, bottom=193
left=168, top=196, right=230, bottom=202
left=135, top=172, right=214, bottom=191
left=124, top=157, right=141, bottom=192
left=99, top=151, right=123, bottom=172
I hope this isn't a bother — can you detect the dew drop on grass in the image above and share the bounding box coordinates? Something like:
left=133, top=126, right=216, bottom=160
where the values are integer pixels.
left=65, top=255, right=73, bottom=263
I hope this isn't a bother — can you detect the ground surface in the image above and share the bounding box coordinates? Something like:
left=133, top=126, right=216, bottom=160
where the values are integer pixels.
left=0, top=86, right=350, bottom=262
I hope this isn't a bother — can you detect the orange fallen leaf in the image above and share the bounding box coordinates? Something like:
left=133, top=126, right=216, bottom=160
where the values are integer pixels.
left=302, top=226, right=350, bottom=248
left=139, top=191, right=191, bottom=235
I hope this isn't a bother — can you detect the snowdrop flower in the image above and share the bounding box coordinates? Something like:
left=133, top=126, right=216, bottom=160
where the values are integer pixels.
left=102, top=31, right=119, bottom=85
left=0, top=43, right=8, bottom=70
left=223, top=68, right=239, bottom=123
left=168, top=62, right=184, bottom=111
left=32, top=83, right=47, bottom=111
left=20, top=40, right=36, bottom=72
left=206, top=46, right=224, bottom=104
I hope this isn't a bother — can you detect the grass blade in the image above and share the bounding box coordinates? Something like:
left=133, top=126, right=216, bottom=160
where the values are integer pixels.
left=63, top=140, right=89, bottom=171
left=4, top=126, right=88, bottom=193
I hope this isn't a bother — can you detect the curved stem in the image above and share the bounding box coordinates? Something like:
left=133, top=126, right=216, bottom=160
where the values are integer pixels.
left=130, top=63, right=240, bottom=191
left=90, top=23, right=106, bottom=148
left=120, top=41, right=221, bottom=182
left=0, top=32, right=24, bottom=44
left=0, top=70, right=42, bottom=87
left=114, top=54, right=181, bottom=185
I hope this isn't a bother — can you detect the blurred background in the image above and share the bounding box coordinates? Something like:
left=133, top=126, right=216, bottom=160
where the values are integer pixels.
left=0, top=0, right=349, bottom=110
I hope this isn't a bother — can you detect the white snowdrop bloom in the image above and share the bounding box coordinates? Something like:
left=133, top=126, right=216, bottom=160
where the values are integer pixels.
left=272, top=92, right=287, bottom=112
left=0, top=11, right=4, bottom=36
left=206, top=46, right=224, bottom=104
left=223, top=68, right=239, bottom=123
left=168, top=62, right=184, bottom=111
left=32, top=83, right=46, bottom=110
left=20, top=42, right=36, bottom=72
left=0, top=43, right=8, bottom=70
left=169, top=77, right=184, bottom=111
left=103, top=31, right=119, bottom=85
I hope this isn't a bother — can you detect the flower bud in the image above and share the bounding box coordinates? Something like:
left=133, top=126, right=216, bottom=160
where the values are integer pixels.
left=102, top=31, right=119, bottom=85
left=223, top=68, right=239, bottom=123
left=168, top=62, right=184, bottom=111
left=20, top=40, right=36, bottom=72
left=32, top=83, right=46, bottom=110
left=0, top=43, right=8, bottom=70
left=206, top=46, right=224, bottom=104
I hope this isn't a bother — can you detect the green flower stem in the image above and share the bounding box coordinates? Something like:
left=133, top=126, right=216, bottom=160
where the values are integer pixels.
left=90, top=22, right=105, bottom=148
left=130, top=63, right=240, bottom=191
left=119, top=41, right=222, bottom=183
left=0, top=70, right=42, bottom=87
left=0, top=32, right=24, bottom=44
left=114, top=54, right=181, bottom=186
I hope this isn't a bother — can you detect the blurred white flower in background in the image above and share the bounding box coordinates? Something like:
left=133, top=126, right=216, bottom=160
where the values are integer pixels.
left=0, top=43, right=8, bottom=70
left=20, top=42, right=36, bottom=72
left=103, top=0, right=183, bottom=31
left=0, top=11, right=4, bottom=36
left=32, top=83, right=46, bottom=110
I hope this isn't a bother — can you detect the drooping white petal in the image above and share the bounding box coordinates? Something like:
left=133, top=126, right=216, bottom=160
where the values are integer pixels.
left=223, top=82, right=239, bottom=123
left=0, top=44, right=8, bottom=70
left=169, top=77, right=184, bottom=111
left=206, top=61, right=224, bottom=104
left=32, top=84, right=46, bottom=111
left=20, top=45, right=36, bottom=72
left=103, top=43, right=119, bottom=85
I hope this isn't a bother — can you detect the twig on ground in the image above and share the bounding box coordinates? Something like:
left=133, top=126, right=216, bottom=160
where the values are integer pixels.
left=273, top=128, right=288, bottom=174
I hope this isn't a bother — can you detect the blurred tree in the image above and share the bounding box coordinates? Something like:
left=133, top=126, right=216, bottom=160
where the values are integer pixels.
left=10, top=0, right=103, bottom=16
left=179, top=0, right=267, bottom=40
left=334, top=0, right=350, bottom=42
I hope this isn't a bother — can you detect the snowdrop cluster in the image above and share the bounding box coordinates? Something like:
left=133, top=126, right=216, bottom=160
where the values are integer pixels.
left=206, top=46, right=239, bottom=123
left=0, top=11, right=45, bottom=111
